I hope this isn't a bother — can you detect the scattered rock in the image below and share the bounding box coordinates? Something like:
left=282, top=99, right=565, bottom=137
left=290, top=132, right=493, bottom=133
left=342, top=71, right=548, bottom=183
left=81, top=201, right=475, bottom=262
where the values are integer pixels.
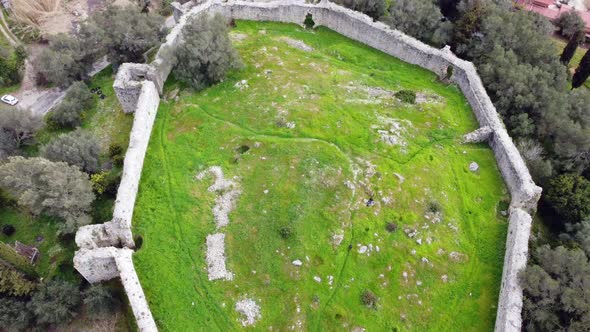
left=313, top=276, right=322, bottom=283
left=279, top=37, right=314, bottom=52
left=292, top=260, right=303, bottom=267
left=449, top=251, right=466, bottom=262
left=235, top=298, right=261, bottom=326
left=332, top=233, right=344, bottom=246
left=358, top=246, right=368, bottom=254
left=441, top=274, right=448, bottom=283
left=206, top=233, right=233, bottom=281
left=235, top=80, right=249, bottom=90
left=469, top=162, right=479, bottom=172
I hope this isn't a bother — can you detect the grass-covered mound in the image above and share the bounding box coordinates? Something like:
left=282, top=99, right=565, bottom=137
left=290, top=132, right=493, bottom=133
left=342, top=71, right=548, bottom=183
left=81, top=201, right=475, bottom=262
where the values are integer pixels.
left=133, top=21, right=508, bottom=331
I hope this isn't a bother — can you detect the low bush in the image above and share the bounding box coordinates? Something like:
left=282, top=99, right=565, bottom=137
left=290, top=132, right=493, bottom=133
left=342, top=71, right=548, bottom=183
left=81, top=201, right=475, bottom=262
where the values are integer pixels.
left=394, top=90, right=416, bottom=104
left=90, top=172, right=109, bottom=194
left=361, top=289, right=378, bottom=308
left=385, top=222, right=397, bottom=233
left=2, top=224, right=15, bottom=236
left=108, top=143, right=123, bottom=158
left=279, top=226, right=294, bottom=239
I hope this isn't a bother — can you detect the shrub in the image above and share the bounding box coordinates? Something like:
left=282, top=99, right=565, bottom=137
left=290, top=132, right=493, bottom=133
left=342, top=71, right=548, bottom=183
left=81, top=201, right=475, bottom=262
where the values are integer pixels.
left=427, top=200, right=441, bottom=214
left=304, top=13, right=315, bottom=29
left=90, top=172, right=109, bottom=194
left=361, top=289, right=378, bottom=308
left=395, top=90, right=416, bottom=104
left=112, top=154, right=125, bottom=167
left=104, top=173, right=122, bottom=197
left=174, top=13, right=242, bottom=90
left=385, top=222, right=397, bottom=233
left=2, top=224, right=15, bottom=236
left=0, top=264, right=37, bottom=296
left=279, top=226, right=294, bottom=239
left=108, top=143, right=123, bottom=158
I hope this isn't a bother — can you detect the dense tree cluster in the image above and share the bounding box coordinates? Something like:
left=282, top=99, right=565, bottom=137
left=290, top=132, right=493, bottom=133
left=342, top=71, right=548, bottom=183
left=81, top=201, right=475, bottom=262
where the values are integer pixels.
left=0, top=281, right=120, bottom=330
left=174, top=14, right=242, bottom=90
left=38, top=6, right=163, bottom=87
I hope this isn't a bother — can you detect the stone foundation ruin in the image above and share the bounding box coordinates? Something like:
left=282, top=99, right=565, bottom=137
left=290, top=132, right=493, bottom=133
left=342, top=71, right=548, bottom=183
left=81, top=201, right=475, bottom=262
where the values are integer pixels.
left=73, top=1, right=542, bottom=331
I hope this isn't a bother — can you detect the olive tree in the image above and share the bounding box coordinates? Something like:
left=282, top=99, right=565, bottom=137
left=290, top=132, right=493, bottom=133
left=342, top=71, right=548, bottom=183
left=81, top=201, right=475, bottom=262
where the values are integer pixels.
left=89, top=6, right=164, bottom=65
left=41, top=129, right=101, bottom=173
left=555, top=10, right=585, bottom=38
left=174, top=14, right=242, bottom=90
left=47, top=81, right=95, bottom=129
left=0, top=105, right=42, bottom=157
left=37, top=34, right=90, bottom=87
left=0, top=157, right=95, bottom=234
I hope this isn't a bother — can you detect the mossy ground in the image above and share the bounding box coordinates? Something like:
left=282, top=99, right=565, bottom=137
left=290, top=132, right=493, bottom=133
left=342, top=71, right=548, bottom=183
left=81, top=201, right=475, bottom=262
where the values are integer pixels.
left=133, top=21, right=509, bottom=331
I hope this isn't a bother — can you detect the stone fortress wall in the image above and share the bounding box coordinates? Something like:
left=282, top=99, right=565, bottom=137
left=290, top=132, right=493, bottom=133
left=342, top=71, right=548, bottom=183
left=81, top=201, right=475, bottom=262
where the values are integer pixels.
left=73, top=1, right=542, bottom=331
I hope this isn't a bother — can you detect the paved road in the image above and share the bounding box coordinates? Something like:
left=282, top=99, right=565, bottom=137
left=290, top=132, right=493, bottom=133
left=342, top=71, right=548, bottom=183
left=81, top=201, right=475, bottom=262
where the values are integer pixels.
left=15, top=57, right=109, bottom=117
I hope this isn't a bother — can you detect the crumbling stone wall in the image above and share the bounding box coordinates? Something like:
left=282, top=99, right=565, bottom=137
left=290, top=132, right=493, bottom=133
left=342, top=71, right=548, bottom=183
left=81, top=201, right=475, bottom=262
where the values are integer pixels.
left=75, top=71, right=160, bottom=331
left=75, top=1, right=542, bottom=331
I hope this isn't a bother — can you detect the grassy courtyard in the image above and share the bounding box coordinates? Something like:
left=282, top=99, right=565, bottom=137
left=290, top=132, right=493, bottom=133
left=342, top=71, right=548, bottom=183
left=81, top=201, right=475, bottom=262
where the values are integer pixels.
left=133, top=21, right=509, bottom=331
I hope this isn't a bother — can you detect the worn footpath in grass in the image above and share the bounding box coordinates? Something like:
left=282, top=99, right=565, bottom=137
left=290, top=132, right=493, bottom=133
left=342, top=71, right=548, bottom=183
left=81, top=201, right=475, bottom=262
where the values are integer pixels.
left=133, top=21, right=509, bottom=331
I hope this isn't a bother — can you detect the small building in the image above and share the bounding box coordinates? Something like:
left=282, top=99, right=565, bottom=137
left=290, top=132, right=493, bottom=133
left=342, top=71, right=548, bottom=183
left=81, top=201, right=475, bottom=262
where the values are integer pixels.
left=14, top=241, right=40, bottom=264
left=515, top=0, right=590, bottom=37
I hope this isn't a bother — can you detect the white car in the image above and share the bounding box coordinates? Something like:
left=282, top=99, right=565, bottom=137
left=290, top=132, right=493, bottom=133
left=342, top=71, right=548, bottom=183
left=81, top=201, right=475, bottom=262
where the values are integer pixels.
left=1, top=95, right=18, bottom=106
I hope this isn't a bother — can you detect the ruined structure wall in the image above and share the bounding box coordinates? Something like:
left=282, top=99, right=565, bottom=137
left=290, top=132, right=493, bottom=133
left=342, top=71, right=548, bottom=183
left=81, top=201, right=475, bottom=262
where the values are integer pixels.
left=112, top=81, right=160, bottom=247
left=75, top=1, right=542, bottom=330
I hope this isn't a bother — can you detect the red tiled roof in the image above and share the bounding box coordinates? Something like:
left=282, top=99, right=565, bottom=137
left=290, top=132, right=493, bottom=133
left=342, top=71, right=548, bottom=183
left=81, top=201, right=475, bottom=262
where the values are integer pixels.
left=515, top=0, right=590, bottom=34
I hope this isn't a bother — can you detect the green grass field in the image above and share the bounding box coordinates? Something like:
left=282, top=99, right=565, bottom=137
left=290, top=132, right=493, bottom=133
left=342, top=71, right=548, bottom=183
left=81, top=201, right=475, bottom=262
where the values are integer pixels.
left=133, top=21, right=509, bottom=331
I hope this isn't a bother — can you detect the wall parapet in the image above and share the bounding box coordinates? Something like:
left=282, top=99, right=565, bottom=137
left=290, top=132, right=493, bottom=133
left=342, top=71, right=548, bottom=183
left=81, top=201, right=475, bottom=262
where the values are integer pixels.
left=75, top=1, right=541, bottom=331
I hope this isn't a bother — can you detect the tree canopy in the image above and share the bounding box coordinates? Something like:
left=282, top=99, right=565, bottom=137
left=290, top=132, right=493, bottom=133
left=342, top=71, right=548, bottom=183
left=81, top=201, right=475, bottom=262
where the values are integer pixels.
left=174, top=14, right=242, bottom=90
left=41, top=129, right=101, bottom=173
left=0, top=157, right=95, bottom=234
